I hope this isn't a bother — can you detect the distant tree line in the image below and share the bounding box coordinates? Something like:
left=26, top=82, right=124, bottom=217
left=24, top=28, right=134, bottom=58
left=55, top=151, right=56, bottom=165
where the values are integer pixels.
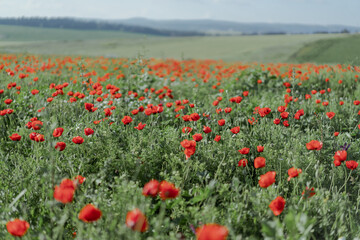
left=313, top=29, right=351, bottom=34
left=0, top=17, right=206, bottom=37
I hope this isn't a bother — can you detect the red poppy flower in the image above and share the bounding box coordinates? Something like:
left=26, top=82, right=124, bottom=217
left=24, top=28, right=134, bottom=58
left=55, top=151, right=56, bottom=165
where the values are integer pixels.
left=306, top=140, right=322, bottom=150
left=277, top=106, right=286, bottom=113
left=257, top=146, right=264, bottom=152
left=142, top=179, right=159, bottom=197
left=182, top=127, right=192, bottom=134
left=6, top=219, right=30, bottom=237
left=84, top=128, right=94, bottom=136
left=29, top=132, right=38, bottom=141
left=54, top=178, right=75, bottom=204
left=104, top=108, right=112, bottom=116
left=55, top=142, right=66, bottom=151
left=283, top=121, right=289, bottom=127
left=230, top=126, right=240, bottom=134
left=4, top=99, right=13, bottom=104
left=334, top=159, right=341, bottom=166
left=326, top=112, right=335, bottom=119
left=229, top=96, right=242, bottom=103
left=125, top=208, right=148, bottom=232
left=192, top=133, right=203, bottom=142
left=354, top=100, right=360, bottom=105
left=72, top=136, right=84, bottom=144
left=254, top=157, right=266, bottom=168
left=159, top=181, right=179, bottom=200
left=238, top=148, right=250, bottom=155
left=31, top=89, right=39, bottom=95
left=273, top=118, right=280, bottom=125
left=196, top=223, right=229, bottom=240
left=334, top=132, right=339, bottom=136
left=144, top=108, right=153, bottom=116
left=134, top=122, right=146, bottom=130
left=238, top=159, right=248, bottom=167
left=53, top=128, right=64, bottom=137
left=79, top=204, right=102, bottom=222
left=203, top=126, right=212, bottom=134
left=334, top=150, right=347, bottom=162
left=190, top=113, right=200, bottom=121
left=280, top=112, right=289, bottom=119
left=258, top=107, right=271, bottom=117
left=259, top=171, right=276, bottom=188
left=218, top=119, right=225, bottom=126
left=346, top=160, right=358, bottom=170
left=224, top=107, right=232, bottom=113
left=214, top=135, right=221, bottom=142
left=287, top=167, right=302, bottom=181
left=180, top=139, right=196, bottom=159
left=294, top=109, right=305, bottom=120
left=122, top=116, right=133, bottom=125
left=84, top=103, right=95, bottom=112
left=31, top=120, right=43, bottom=130
left=9, top=133, right=21, bottom=141
left=269, top=196, right=285, bottom=216
left=302, top=187, right=316, bottom=198
left=0, top=110, right=7, bottom=116
left=74, top=175, right=86, bottom=184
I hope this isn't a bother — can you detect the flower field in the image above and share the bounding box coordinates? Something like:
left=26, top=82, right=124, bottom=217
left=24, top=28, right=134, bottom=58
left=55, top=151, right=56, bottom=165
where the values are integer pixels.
left=1, top=54, right=360, bottom=239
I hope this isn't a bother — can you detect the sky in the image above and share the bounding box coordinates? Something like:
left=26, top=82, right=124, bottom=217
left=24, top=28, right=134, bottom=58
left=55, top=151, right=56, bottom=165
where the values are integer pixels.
left=0, top=0, right=359, bottom=26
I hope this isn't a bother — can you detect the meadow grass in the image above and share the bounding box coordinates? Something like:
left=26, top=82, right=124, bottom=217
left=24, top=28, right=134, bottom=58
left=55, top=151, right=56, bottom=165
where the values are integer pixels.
left=0, top=24, right=346, bottom=62
left=0, top=53, right=360, bottom=239
left=290, top=34, right=360, bottom=65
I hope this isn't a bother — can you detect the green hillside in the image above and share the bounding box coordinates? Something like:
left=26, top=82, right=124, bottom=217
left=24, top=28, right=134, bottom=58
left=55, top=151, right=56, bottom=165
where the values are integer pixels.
left=0, top=24, right=346, bottom=62
left=290, top=34, right=360, bottom=64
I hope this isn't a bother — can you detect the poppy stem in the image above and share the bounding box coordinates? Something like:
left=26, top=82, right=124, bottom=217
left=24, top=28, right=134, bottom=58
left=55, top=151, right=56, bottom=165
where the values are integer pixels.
left=338, top=167, right=352, bottom=193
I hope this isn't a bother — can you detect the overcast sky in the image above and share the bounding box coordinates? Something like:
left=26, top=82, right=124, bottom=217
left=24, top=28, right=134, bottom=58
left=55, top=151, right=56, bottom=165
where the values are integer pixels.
left=0, top=0, right=359, bottom=26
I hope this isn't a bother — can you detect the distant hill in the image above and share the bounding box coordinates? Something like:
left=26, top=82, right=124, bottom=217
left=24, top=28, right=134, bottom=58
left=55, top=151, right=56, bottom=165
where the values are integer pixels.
left=0, top=17, right=205, bottom=37
left=1, top=17, right=358, bottom=37
left=112, top=18, right=360, bottom=35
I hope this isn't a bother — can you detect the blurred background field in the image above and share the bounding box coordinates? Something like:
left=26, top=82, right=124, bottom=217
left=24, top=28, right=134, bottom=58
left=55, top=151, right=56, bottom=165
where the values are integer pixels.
left=1, top=23, right=359, bottom=64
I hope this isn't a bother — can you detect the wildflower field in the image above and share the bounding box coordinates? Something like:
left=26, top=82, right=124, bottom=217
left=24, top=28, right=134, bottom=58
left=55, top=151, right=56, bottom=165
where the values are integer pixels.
left=1, top=53, right=360, bottom=239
